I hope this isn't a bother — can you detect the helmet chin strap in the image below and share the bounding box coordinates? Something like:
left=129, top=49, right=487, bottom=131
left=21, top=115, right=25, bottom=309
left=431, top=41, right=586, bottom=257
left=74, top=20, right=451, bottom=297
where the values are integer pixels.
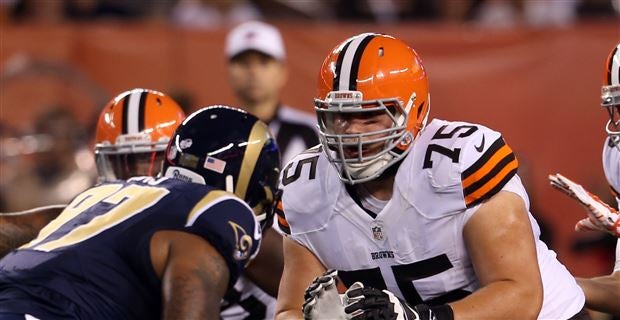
left=346, top=153, right=393, bottom=181
left=225, top=175, right=234, bottom=193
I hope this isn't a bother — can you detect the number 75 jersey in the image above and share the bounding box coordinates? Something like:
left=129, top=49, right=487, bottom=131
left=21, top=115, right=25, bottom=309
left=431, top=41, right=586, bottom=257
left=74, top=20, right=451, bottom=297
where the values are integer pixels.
left=277, top=118, right=584, bottom=319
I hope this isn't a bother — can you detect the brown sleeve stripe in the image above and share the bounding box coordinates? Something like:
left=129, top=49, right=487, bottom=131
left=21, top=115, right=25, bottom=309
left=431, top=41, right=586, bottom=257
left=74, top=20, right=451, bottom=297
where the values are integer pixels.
left=275, top=200, right=291, bottom=234
left=462, top=137, right=506, bottom=182
left=464, top=158, right=518, bottom=208
left=462, top=144, right=513, bottom=189
left=462, top=136, right=519, bottom=208
left=463, top=151, right=515, bottom=194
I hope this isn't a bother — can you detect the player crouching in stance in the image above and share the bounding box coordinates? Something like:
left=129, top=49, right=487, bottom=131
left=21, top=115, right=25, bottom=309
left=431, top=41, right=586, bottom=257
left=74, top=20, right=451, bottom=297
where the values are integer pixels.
left=0, top=106, right=280, bottom=319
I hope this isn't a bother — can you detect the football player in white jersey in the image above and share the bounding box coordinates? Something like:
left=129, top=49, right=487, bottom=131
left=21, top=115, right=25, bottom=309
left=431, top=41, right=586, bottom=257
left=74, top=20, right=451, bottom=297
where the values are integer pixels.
left=274, top=33, right=588, bottom=320
left=549, top=44, right=620, bottom=315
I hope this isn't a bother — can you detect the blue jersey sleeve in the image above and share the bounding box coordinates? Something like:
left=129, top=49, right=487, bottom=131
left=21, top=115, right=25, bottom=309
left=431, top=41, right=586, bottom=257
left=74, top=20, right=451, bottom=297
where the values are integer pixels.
left=183, top=190, right=261, bottom=286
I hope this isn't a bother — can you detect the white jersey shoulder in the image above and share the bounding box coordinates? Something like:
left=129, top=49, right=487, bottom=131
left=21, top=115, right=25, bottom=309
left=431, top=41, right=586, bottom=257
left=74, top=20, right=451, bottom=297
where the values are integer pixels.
left=398, top=119, right=517, bottom=218
left=278, top=146, right=341, bottom=235
left=603, top=137, right=620, bottom=202
left=277, top=120, right=584, bottom=318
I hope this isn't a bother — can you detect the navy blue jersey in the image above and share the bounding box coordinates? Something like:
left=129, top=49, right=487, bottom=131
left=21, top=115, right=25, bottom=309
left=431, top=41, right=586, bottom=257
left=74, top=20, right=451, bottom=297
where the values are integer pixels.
left=0, top=176, right=261, bottom=319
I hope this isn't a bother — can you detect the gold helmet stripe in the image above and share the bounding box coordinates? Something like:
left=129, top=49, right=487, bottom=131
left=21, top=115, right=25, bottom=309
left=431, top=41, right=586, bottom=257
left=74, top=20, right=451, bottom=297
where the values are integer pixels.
left=235, top=121, right=270, bottom=200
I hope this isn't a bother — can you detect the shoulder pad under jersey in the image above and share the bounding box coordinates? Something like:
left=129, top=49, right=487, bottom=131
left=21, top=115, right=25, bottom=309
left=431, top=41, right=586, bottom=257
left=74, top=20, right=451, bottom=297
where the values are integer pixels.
left=277, top=146, right=340, bottom=235
left=397, top=119, right=519, bottom=217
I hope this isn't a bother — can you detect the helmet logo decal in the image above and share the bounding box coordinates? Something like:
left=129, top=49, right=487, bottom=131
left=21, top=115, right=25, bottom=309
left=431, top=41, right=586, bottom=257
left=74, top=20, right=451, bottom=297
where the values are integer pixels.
left=204, top=156, right=227, bottom=174
left=179, top=138, right=193, bottom=149
left=165, top=166, right=206, bottom=185
left=172, top=169, right=192, bottom=183
left=229, top=221, right=253, bottom=261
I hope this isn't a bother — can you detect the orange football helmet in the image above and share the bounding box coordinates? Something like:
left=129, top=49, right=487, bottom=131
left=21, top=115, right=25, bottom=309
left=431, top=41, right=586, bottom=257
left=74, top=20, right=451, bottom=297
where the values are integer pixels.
left=315, top=33, right=430, bottom=184
left=95, top=88, right=186, bottom=181
left=603, top=44, right=620, bottom=147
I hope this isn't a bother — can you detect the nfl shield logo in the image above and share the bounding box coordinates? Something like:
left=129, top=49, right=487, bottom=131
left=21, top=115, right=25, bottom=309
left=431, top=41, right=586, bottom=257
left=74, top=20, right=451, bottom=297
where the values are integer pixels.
left=372, top=226, right=383, bottom=241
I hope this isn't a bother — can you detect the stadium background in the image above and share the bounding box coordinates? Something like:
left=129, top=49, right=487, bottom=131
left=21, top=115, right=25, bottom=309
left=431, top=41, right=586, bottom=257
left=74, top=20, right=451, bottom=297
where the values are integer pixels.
left=0, top=0, right=619, bottom=284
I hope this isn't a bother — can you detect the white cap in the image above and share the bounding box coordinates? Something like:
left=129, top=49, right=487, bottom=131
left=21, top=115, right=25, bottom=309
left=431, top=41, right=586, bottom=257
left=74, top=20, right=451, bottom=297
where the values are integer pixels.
left=226, top=21, right=285, bottom=61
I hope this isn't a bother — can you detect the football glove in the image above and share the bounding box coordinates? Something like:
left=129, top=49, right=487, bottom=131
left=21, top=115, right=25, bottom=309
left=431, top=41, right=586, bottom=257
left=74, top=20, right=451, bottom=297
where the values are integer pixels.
left=302, top=269, right=348, bottom=320
left=549, top=173, right=620, bottom=237
left=343, top=282, right=453, bottom=320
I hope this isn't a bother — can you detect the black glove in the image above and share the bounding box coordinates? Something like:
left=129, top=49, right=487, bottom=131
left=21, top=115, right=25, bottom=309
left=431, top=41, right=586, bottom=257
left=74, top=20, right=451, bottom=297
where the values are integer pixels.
left=343, top=282, right=453, bottom=320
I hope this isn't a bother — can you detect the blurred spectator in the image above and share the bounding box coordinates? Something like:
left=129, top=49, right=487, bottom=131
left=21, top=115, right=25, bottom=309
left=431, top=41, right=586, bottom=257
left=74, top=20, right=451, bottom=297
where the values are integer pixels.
left=334, top=0, right=446, bottom=22
left=171, top=0, right=261, bottom=29
left=473, top=0, right=521, bottom=28
left=225, top=20, right=318, bottom=165
left=10, top=0, right=64, bottom=24
left=9, top=0, right=170, bottom=23
left=523, top=0, right=579, bottom=28
left=1, top=108, right=95, bottom=211
left=578, top=0, right=620, bottom=17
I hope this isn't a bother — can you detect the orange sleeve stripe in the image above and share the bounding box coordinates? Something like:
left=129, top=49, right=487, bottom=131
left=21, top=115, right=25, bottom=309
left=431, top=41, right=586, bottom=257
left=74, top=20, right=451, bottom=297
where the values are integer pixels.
left=464, top=158, right=518, bottom=206
left=277, top=215, right=290, bottom=228
left=462, top=144, right=513, bottom=189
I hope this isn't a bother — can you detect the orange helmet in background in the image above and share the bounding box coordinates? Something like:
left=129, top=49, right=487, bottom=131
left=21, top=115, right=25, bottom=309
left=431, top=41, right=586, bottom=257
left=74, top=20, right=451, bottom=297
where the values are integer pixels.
left=95, top=88, right=186, bottom=181
left=315, top=33, right=430, bottom=184
left=602, top=43, right=620, bottom=147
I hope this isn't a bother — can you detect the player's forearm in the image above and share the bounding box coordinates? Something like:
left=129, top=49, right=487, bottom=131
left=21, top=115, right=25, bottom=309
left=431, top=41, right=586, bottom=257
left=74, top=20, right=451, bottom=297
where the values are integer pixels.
left=577, top=275, right=620, bottom=314
left=162, top=269, right=223, bottom=320
left=449, top=280, right=542, bottom=320
left=160, top=232, right=230, bottom=320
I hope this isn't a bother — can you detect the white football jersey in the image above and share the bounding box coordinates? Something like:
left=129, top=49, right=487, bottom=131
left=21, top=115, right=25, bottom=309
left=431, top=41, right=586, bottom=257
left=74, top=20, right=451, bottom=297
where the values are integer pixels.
left=220, top=276, right=275, bottom=320
left=277, top=119, right=584, bottom=319
left=602, top=137, right=620, bottom=272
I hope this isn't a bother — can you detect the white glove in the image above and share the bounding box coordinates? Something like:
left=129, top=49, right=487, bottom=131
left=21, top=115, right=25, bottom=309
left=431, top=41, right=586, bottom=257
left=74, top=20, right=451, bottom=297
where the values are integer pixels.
left=303, top=269, right=349, bottom=320
left=549, top=173, right=620, bottom=237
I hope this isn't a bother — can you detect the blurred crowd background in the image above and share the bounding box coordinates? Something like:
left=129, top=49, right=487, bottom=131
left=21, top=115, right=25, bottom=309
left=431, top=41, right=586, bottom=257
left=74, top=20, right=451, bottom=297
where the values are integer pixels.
left=0, top=0, right=619, bottom=312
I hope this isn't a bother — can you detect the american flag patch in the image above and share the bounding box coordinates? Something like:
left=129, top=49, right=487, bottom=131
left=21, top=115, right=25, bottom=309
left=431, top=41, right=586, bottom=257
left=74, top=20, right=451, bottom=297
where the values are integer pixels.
left=204, top=156, right=226, bottom=173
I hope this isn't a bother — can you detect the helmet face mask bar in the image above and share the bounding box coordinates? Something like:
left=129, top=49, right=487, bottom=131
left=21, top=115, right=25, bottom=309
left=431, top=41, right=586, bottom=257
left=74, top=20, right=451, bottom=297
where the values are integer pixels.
left=315, top=91, right=412, bottom=184
left=95, top=139, right=169, bottom=181
left=602, top=83, right=620, bottom=148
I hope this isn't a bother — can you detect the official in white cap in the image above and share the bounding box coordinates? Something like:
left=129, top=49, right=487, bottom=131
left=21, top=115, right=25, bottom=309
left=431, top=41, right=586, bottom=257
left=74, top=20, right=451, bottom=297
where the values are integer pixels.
left=225, top=20, right=318, bottom=166
left=222, top=20, right=318, bottom=320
